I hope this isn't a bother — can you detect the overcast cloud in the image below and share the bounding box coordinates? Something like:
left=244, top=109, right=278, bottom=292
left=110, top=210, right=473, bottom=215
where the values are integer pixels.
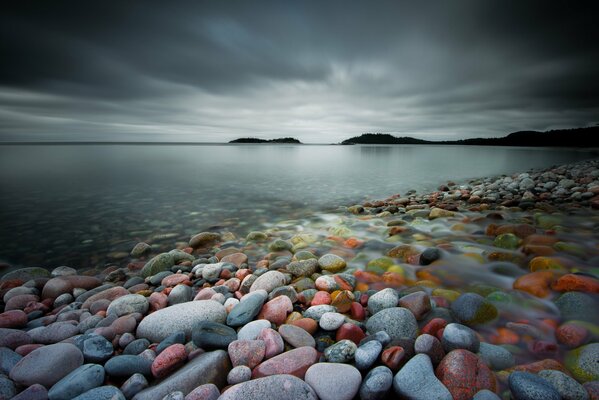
left=1, top=1, right=598, bottom=142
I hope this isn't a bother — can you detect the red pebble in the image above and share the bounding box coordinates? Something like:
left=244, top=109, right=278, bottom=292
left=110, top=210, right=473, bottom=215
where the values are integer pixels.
left=311, top=291, right=331, bottom=306
left=556, top=323, right=589, bottom=348
left=350, top=302, right=366, bottom=321
left=360, top=293, right=369, bottom=307
left=151, top=343, right=187, bottom=378
left=422, top=318, right=448, bottom=336
left=15, top=343, right=44, bottom=356
left=335, top=323, right=366, bottom=345
left=0, top=310, right=28, bottom=329
left=435, top=349, right=497, bottom=400
left=381, top=346, right=406, bottom=371
left=529, top=340, right=558, bottom=357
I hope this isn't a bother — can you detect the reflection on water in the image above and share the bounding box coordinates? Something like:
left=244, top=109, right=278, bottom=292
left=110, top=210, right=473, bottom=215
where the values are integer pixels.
left=0, top=144, right=596, bottom=267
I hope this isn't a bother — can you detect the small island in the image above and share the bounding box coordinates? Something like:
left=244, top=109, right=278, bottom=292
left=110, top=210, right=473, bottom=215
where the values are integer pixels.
left=229, top=137, right=302, bottom=144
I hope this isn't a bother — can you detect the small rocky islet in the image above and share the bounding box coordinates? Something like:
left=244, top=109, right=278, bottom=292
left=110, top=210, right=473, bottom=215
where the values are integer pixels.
left=1, top=159, right=599, bottom=400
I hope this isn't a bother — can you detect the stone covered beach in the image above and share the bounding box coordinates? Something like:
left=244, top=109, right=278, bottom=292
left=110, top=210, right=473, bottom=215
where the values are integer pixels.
left=1, top=158, right=599, bottom=400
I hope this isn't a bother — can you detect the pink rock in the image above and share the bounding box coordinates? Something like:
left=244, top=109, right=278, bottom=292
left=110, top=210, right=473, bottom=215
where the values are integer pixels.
left=221, top=253, right=248, bottom=267
left=398, top=291, right=431, bottom=320
left=0, top=310, right=28, bottom=329
left=128, top=283, right=150, bottom=293
left=223, top=278, right=241, bottom=292
left=93, top=326, right=116, bottom=341
left=5, top=294, right=39, bottom=311
left=258, top=296, right=293, bottom=326
left=15, top=343, right=44, bottom=356
left=257, top=328, right=285, bottom=359
left=228, top=339, right=265, bottom=368
left=335, top=323, right=366, bottom=345
left=194, top=288, right=217, bottom=301
left=311, top=291, right=332, bottom=306
left=252, top=346, right=319, bottom=379
left=110, top=315, right=138, bottom=335
left=89, top=299, right=111, bottom=314
left=162, top=274, right=191, bottom=287
left=148, top=292, right=168, bottom=312
left=151, top=343, right=187, bottom=378
left=185, top=383, right=220, bottom=400
left=0, top=328, right=33, bottom=349
left=81, top=287, right=129, bottom=310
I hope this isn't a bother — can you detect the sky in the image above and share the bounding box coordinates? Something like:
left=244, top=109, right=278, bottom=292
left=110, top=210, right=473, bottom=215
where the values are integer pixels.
left=1, top=1, right=598, bottom=143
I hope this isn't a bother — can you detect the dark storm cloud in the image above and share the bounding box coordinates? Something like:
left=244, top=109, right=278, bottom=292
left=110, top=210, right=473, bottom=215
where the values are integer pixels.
left=1, top=0, right=598, bottom=142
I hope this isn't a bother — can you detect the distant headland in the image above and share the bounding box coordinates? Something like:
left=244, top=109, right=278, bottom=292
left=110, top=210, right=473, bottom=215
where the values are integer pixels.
left=229, top=137, right=302, bottom=144
left=341, top=126, right=599, bottom=147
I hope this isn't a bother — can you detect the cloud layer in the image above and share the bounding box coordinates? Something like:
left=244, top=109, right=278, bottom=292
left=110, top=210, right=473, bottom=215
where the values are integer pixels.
left=1, top=1, right=598, bottom=142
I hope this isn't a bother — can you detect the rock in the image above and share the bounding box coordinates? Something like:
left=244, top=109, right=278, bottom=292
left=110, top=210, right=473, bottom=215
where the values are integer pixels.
left=435, top=349, right=496, bottom=400
left=305, top=362, right=361, bottom=400
left=565, top=343, right=599, bottom=383
left=0, top=328, right=33, bottom=349
left=368, top=288, right=399, bottom=315
left=252, top=346, right=319, bottom=379
left=478, top=342, right=515, bottom=370
left=219, top=374, right=317, bottom=400
left=429, top=208, right=455, bottom=219
left=1, top=267, right=50, bottom=282
left=81, top=286, right=129, bottom=310
left=556, top=292, right=599, bottom=323
left=441, top=323, right=480, bottom=353
left=393, top=354, right=452, bottom=400
left=472, top=390, right=501, bottom=400
left=152, top=344, right=187, bottom=378
left=132, top=350, right=230, bottom=400
left=227, top=365, right=252, bottom=385
left=0, top=374, right=16, bottom=400
left=319, top=312, right=345, bottom=331
left=9, top=383, right=48, bottom=400
left=287, top=260, right=319, bottom=277
left=168, top=284, right=192, bottom=305
left=228, top=339, right=265, bottom=368
left=324, top=339, right=357, bottom=363
left=318, top=254, right=346, bottom=272
left=398, top=291, right=431, bottom=320
left=494, top=233, right=520, bottom=249
left=336, top=322, right=366, bottom=345
left=226, top=292, right=265, bottom=327
left=131, top=242, right=152, bottom=257
left=249, top=271, right=287, bottom=293
left=257, top=327, right=284, bottom=359
left=28, top=321, right=79, bottom=344
left=355, top=340, right=383, bottom=370
left=136, top=300, right=226, bottom=342
left=48, top=363, right=105, bottom=400
left=508, top=371, right=561, bottom=400
left=124, top=338, right=151, bottom=355
left=366, top=307, right=418, bottom=340
left=0, top=309, right=28, bottom=329
left=107, top=294, right=149, bottom=317
left=83, top=335, right=114, bottom=363
left=237, top=319, right=271, bottom=341
left=121, top=373, right=148, bottom=399
left=0, top=346, right=22, bottom=375
left=10, top=343, right=84, bottom=388
left=189, top=232, right=221, bottom=248
left=420, top=248, right=441, bottom=265
left=105, top=355, right=152, bottom=378
left=192, top=321, right=237, bottom=350
left=538, top=369, right=589, bottom=400
left=414, top=333, right=445, bottom=364
left=184, top=383, right=220, bottom=400
left=258, top=295, right=293, bottom=326
left=156, top=331, right=186, bottom=354
left=279, top=324, right=316, bottom=348
left=141, top=253, right=174, bottom=278
left=450, top=293, right=497, bottom=325
left=303, top=304, right=337, bottom=321
left=71, top=386, right=126, bottom=400
left=359, top=366, right=393, bottom=400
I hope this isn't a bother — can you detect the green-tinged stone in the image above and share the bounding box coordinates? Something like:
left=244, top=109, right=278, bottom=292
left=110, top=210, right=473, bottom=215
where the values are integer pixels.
left=387, top=244, right=419, bottom=261
left=318, top=254, right=347, bottom=272
left=269, top=239, right=292, bottom=252
left=387, top=220, right=407, bottom=226
left=486, top=291, right=513, bottom=304
left=141, top=253, right=174, bottom=278
left=329, top=226, right=352, bottom=238
left=553, top=242, right=587, bottom=257
left=431, top=288, right=461, bottom=302
left=555, top=292, right=599, bottom=323
left=1, top=267, right=50, bottom=281
left=451, top=292, right=498, bottom=325
left=565, top=343, right=599, bottom=382
left=494, top=233, right=520, bottom=250
left=470, top=284, right=502, bottom=297
left=168, top=249, right=195, bottom=263
left=294, top=250, right=316, bottom=261
left=292, top=277, right=316, bottom=292
left=366, top=257, right=394, bottom=275
left=535, top=213, right=562, bottom=229
left=246, top=231, right=268, bottom=242
left=348, top=205, right=364, bottom=214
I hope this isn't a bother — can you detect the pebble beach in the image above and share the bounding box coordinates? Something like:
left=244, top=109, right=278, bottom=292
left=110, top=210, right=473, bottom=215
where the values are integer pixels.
left=1, top=158, right=599, bottom=400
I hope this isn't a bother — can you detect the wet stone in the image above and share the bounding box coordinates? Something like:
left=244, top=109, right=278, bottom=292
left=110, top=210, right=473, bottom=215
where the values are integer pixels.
left=192, top=321, right=237, bottom=350
left=226, top=292, right=265, bottom=327
left=323, top=339, right=357, bottom=363
left=450, top=293, right=497, bottom=325
left=366, top=307, right=418, bottom=341
left=279, top=324, right=316, bottom=348
left=355, top=339, right=383, bottom=370
left=508, top=371, right=561, bottom=400
left=360, top=366, right=393, bottom=400
left=442, top=323, right=480, bottom=353
left=367, top=288, right=399, bottom=315
left=304, top=362, right=362, bottom=400
left=83, top=335, right=114, bottom=363
left=124, top=338, right=150, bottom=355
left=219, top=374, right=317, bottom=400
left=121, top=373, right=149, bottom=400
left=227, top=365, right=252, bottom=385
left=393, top=354, right=452, bottom=400
left=48, top=363, right=105, bottom=400
left=538, top=369, right=589, bottom=400
left=104, top=355, right=152, bottom=378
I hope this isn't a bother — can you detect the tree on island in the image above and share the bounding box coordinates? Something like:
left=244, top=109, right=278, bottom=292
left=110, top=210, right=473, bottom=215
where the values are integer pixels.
left=229, top=137, right=302, bottom=144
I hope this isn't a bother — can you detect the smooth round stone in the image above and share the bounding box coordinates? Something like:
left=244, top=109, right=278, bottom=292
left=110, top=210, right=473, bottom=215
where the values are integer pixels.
left=324, top=339, right=357, bottom=363
left=226, top=292, right=265, bottom=327
left=305, top=363, right=361, bottom=400
left=156, top=331, right=186, bottom=354
left=435, top=349, right=497, bottom=400
left=366, top=307, right=418, bottom=340
left=106, top=294, right=149, bottom=317
left=538, top=369, right=589, bottom=400
left=29, top=321, right=79, bottom=344
left=318, top=254, right=347, bottom=272
left=355, top=340, right=383, bottom=370
left=398, top=291, right=431, bottom=320
left=10, top=343, right=84, bottom=388
left=393, top=354, right=452, bottom=400
left=136, top=300, right=226, bottom=343
left=473, top=389, right=501, bottom=400
left=414, top=333, right=445, bottom=364
left=0, top=346, right=22, bottom=375
left=167, top=284, right=192, bottom=306
left=0, top=310, right=28, bottom=329
left=360, top=331, right=392, bottom=347
left=441, top=323, right=480, bottom=353
left=420, top=248, right=441, bottom=265
left=71, top=386, right=126, bottom=400
left=161, top=391, right=184, bottom=400
left=9, top=383, right=48, bottom=400
left=141, top=253, right=174, bottom=278
left=192, top=321, right=237, bottom=350
left=51, top=266, right=77, bottom=277
left=184, top=383, right=220, bottom=400
left=478, top=342, right=515, bottom=370
left=249, top=271, right=287, bottom=294
left=219, top=374, right=317, bottom=400
left=565, top=343, right=599, bottom=382
left=279, top=324, right=316, bottom=348
left=121, top=373, right=149, bottom=399
left=336, top=322, right=366, bottom=345
left=201, top=263, right=223, bottom=281
left=152, top=343, right=187, bottom=378
left=257, top=327, right=285, bottom=359
left=228, top=340, right=265, bottom=368
left=368, top=288, right=399, bottom=315
left=81, top=287, right=130, bottom=310
left=124, top=338, right=150, bottom=355
left=450, top=293, right=497, bottom=325
left=319, top=312, right=345, bottom=331
left=227, top=365, right=252, bottom=385
left=105, top=355, right=152, bottom=378
left=252, top=346, right=319, bottom=379
left=0, top=374, right=16, bottom=399
left=258, top=295, right=293, bottom=326
left=83, top=335, right=114, bottom=362
left=555, top=292, right=599, bottom=323
left=1, top=267, right=50, bottom=282
left=48, top=363, right=105, bottom=400
left=508, top=371, right=561, bottom=400
left=360, top=366, right=393, bottom=400
left=237, top=319, right=271, bottom=340
left=286, top=259, right=319, bottom=277
left=54, top=293, right=75, bottom=308
left=303, top=305, right=337, bottom=321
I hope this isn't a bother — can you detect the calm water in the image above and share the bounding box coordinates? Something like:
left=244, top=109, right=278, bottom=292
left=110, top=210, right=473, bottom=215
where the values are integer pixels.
left=0, top=144, right=596, bottom=268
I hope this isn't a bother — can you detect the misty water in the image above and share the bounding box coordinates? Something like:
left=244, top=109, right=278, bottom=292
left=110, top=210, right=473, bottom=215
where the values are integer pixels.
left=0, top=144, right=596, bottom=268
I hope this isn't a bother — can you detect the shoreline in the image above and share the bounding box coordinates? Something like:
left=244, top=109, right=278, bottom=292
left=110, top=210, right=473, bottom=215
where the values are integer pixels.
left=1, top=158, right=599, bottom=399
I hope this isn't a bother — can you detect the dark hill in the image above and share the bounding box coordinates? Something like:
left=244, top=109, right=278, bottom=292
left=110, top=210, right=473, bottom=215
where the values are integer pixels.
left=229, top=137, right=302, bottom=144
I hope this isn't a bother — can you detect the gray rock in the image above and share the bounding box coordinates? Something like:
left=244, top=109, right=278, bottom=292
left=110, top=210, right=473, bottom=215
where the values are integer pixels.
left=1, top=267, right=50, bottom=282
left=48, top=363, right=105, bottom=400
left=366, top=307, right=418, bottom=340
left=319, top=312, right=345, bottom=331
left=51, top=266, right=77, bottom=277
left=450, top=292, right=497, bottom=325
left=539, top=369, right=589, bottom=400
left=136, top=300, right=226, bottom=342
left=508, top=371, right=561, bottom=400
left=414, top=333, right=445, bottom=364
left=9, top=383, right=47, bottom=400
left=168, top=284, right=192, bottom=306
left=54, top=293, right=75, bottom=308
left=72, top=386, right=126, bottom=400
left=132, top=350, right=231, bottom=400
left=318, top=254, right=346, bottom=272
left=303, top=305, right=337, bottom=321
left=237, top=319, right=272, bottom=341
left=124, top=338, right=150, bottom=355
left=184, top=384, right=220, bottom=400
left=10, top=343, right=84, bottom=388
left=305, top=363, right=361, bottom=400
left=219, top=374, right=317, bottom=400
left=0, top=374, right=16, bottom=400
left=355, top=340, right=382, bottom=371
left=279, top=324, right=316, bottom=348
left=323, top=339, right=357, bottom=363
left=141, top=253, right=174, bottom=278
left=360, top=366, right=393, bottom=400
left=478, top=342, right=515, bottom=370
left=393, top=354, right=452, bottom=400
left=0, top=346, right=22, bottom=375
left=156, top=331, right=186, bottom=354
left=227, top=365, right=252, bottom=385
left=286, top=259, right=318, bottom=277
left=555, top=292, right=599, bottom=323
left=202, top=263, right=223, bottom=281
left=131, top=242, right=151, bottom=258
left=28, top=321, right=79, bottom=344
left=359, top=331, right=391, bottom=347
left=124, top=277, right=145, bottom=289
left=226, top=292, right=265, bottom=327
left=107, top=294, right=149, bottom=317
left=441, top=323, right=480, bottom=353
left=121, top=373, right=149, bottom=399
left=149, top=271, right=173, bottom=286
left=192, top=321, right=237, bottom=350
left=105, top=355, right=152, bottom=378
left=83, top=335, right=114, bottom=363
left=367, top=288, right=399, bottom=315
left=472, top=389, right=501, bottom=400
left=249, top=271, right=287, bottom=293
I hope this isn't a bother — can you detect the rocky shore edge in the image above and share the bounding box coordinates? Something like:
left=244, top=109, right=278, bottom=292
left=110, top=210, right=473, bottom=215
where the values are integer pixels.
left=1, top=158, right=598, bottom=400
